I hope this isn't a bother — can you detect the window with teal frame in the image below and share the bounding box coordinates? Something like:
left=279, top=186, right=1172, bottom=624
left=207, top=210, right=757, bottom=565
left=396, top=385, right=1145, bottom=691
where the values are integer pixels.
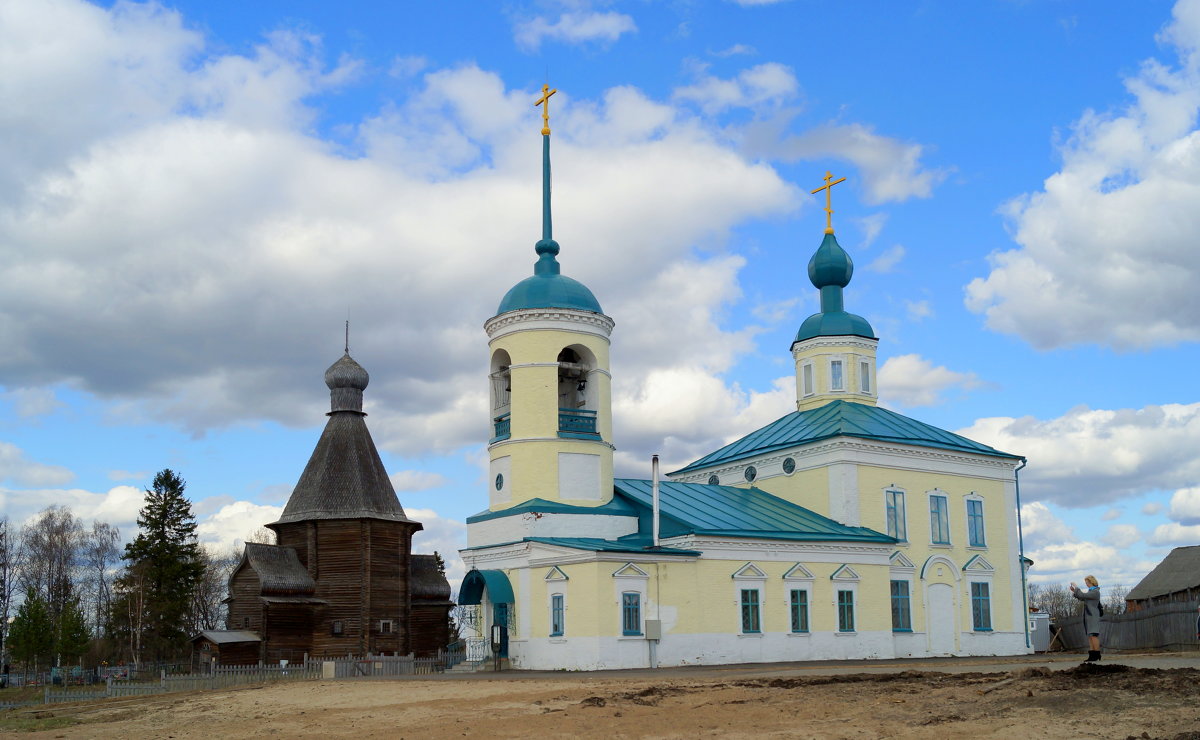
left=740, top=589, right=761, bottom=633
left=837, top=590, right=855, bottom=632
left=550, top=594, right=564, bottom=636
left=885, top=489, right=906, bottom=541
left=789, top=589, right=809, bottom=633
left=890, top=580, right=912, bottom=631
left=971, top=582, right=992, bottom=631
left=967, top=499, right=986, bottom=547
left=621, top=592, right=641, bottom=636
left=929, top=494, right=950, bottom=545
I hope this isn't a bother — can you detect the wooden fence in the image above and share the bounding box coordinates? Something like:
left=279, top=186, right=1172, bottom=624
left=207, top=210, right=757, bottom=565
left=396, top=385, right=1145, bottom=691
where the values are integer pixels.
left=1056, top=600, right=1200, bottom=652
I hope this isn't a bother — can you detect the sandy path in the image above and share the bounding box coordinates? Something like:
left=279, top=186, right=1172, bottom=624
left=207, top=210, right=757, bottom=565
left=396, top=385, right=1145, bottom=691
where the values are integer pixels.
left=6, top=664, right=1200, bottom=739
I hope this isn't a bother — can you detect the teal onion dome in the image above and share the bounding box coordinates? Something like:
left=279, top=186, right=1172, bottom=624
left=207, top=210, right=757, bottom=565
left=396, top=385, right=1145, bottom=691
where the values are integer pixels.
left=496, top=240, right=603, bottom=314
left=793, top=232, right=875, bottom=343
left=808, top=232, right=854, bottom=288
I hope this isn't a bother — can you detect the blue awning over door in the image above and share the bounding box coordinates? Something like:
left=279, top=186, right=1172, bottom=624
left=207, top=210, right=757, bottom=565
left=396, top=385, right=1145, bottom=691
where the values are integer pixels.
left=458, top=569, right=514, bottom=605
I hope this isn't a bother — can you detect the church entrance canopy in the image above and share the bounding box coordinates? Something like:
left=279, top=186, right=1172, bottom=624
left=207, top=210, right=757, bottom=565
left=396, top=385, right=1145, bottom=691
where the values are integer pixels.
left=459, top=569, right=514, bottom=605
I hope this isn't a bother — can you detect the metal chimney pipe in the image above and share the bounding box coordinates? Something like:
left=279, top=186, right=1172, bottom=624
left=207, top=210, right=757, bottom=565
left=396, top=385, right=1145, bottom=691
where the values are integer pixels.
left=652, top=454, right=660, bottom=547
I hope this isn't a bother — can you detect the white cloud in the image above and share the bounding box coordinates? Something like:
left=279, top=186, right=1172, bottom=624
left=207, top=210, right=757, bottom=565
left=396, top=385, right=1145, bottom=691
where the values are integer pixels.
left=1019, top=502, right=1152, bottom=585
left=513, top=11, right=636, bottom=52
left=1147, top=521, right=1200, bottom=546
left=408, top=507, right=468, bottom=588
left=965, top=1, right=1200, bottom=349
left=2, top=387, right=64, bottom=418
left=905, top=300, right=933, bottom=321
left=712, top=44, right=757, bottom=58
left=1167, top=486, right=1200, bottom=523
left=877, top=354, right=983, bottom=408
left=1101, top=507, right=1122, bottom=521
left=960, top=402, right=1200, bottom=508
left=744, top=120, right=948, bottom=204
left=855, top=212, right=887, bottom=248
left=1143, top=501, right=1164, bottom=515
left=1101, top=523, right=1141, bottom=548
left=390, top=470, right=449, bottom=492
left=673, top=62, right=799, bottom=115
left=0, top=1, right=798, bottom=460
left=195, top=500, right=284, bottom=551
left=388, top=55, right=427, bottom=79
left=865, top=244, right=905, bottom=273
left=0, top=441, right=74, bottom=486
left=1, top=484, right=144, bottom=536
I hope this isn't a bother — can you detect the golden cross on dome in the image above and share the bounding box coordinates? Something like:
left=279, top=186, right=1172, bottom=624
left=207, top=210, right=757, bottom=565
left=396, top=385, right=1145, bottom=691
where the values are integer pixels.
left=811, top=171, right=847, bottom=234
left=534, top=84, right=557, bottom=135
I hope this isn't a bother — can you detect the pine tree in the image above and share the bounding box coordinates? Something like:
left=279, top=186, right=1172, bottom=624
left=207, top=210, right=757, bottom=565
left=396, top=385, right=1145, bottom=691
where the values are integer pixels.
left=9, top=588, right=54, bottom=670
left=118, top=469, right=205, bottom=662
left=57, top=598, right=91, bottom=665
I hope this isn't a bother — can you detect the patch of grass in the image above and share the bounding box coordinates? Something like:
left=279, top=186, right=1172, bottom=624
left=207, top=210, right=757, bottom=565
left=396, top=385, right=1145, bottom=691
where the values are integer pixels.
left=0, top=714, right=82, bottom=732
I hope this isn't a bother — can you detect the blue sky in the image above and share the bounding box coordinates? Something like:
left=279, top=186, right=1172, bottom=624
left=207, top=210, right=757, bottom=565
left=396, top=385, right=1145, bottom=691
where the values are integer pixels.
left=3, top=0, right=1200, bottom=591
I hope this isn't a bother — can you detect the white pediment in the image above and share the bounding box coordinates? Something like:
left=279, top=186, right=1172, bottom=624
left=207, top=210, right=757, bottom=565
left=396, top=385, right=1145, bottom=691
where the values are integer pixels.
left=732, top=562, right=768, bottom=579
left=612, top=562, right=649, bottom=578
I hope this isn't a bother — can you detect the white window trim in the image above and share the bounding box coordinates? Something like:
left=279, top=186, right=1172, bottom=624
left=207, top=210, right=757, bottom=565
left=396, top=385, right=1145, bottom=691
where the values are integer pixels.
left=964, top=493, right=987, bottom=549
left=733, top=563, right=767, bottom=635
left=884, top=486, right=908, bottom=543
left=783, top=572, right=813, bottom=635
left=549, top=591, right=566, bottom=638
left=828, top=355, right=847, bottom=393
left=801, top=360, right=815, bottom=397
left=859, top=358, right=872, bottom=394
left=614, top=563, right=649, bottom=639
left=927, top=489, right=952, bottom=546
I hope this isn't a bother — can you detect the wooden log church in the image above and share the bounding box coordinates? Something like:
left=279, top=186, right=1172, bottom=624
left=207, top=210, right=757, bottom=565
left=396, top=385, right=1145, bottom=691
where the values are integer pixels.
left=203, top=350, right=452, bottom=664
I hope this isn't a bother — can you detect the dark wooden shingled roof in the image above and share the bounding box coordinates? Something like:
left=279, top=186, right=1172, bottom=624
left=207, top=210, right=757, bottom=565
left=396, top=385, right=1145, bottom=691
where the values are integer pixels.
left=1126, top=545, right=1200, bottom=601
left=410, top=554, right=453, bottom=603
left=274, top=353, right=419, bottom=527
left=242, top=542, right=318, bottom=595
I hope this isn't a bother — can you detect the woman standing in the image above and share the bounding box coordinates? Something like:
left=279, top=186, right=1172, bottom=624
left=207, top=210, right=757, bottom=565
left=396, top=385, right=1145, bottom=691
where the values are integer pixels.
left=1070, top=575, right=1102, bottom=661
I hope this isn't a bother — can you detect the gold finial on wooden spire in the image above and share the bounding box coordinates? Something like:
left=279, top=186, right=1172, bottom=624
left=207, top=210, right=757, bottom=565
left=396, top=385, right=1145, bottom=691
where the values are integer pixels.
left=534, top=84, right=557, bottom=135
left=810, top=170, right=847, bottom=234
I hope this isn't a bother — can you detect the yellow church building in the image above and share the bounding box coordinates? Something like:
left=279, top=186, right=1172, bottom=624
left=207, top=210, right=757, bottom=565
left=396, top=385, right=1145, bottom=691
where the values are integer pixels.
left=457, top=86, right=1031, bottom=670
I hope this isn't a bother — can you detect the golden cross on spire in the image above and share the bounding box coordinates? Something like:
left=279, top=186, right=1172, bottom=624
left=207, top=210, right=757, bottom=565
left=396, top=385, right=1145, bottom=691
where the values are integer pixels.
left=811, top=170, right=847, bottom=234
left=534, top=84, right=557, bottom=135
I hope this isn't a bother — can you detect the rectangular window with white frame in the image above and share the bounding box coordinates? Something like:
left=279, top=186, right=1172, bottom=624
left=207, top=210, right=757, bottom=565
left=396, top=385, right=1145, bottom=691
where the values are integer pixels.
left=859, top=360, right=871, bottom=393
left=789, top=589, right=809, bottom=633
left=621, top=592, right=641, bottom=636
left=837, top=590, right=855, bottom=632
left=971, top=582, right=992, bottom=631
left=550, top=593, right=564, bottom=636
left=830, top=359, right=844, bottom=391
left=885, top=489, right=906, bottom=541
left=802, top=362, right=814, bottom=396
left=890, top=580, right=912, bottom=631
left=929, top=493, right=950, bottom=545
left=740, top=589, right=761, bottom=634
left=967, top=498, right=986, bottom=547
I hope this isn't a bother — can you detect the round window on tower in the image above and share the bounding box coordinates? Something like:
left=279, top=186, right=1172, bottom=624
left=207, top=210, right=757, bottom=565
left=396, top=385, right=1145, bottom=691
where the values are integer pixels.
left=783, top=457, right=796, bottom=475
left=495, top=474, right=504, bottom=491
left=744, top=466, right=757, bottom=483
left=707, top=474, right=720, bottom=486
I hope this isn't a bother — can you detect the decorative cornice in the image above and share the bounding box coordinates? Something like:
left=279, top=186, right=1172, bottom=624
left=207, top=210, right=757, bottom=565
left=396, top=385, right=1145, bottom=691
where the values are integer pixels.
left=488, top=436, right=616, bottom=451
left=791, top=335, right=878, bottom=355
left=486, top=309, right=615, bottom=340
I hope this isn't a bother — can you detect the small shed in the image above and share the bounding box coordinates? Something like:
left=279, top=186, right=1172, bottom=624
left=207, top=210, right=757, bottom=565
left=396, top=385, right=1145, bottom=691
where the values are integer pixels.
left=191, top=630, right=262, bottom=668
left=1126, top=545, right=1200, bottom=611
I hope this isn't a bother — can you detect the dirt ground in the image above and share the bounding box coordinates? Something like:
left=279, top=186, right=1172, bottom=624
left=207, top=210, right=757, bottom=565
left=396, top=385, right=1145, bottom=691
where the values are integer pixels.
left=4, top=662, right=1200, bottom=739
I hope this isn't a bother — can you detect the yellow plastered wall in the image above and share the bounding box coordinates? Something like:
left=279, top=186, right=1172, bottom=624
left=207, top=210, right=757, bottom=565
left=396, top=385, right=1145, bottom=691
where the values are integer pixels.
left=793, top=340, right=878, bottom=411
left=856, top=464, right=1014, bottom=631
left=488, top=321, right=614, bottom=508
left=752, top=466, right=831, bottom=518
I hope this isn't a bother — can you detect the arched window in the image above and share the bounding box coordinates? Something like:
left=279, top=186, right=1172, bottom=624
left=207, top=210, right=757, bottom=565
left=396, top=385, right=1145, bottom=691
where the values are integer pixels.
left=490, top=350, right=512, bottom=413
left=556, top=346, right=595, bottom=410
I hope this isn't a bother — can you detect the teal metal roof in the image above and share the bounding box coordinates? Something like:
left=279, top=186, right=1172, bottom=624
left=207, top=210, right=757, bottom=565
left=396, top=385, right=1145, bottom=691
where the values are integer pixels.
left=673, top=400, right=1020, bottom=475
left=792, top=232, right=875, bottom=342
left=794, top=310, right=875, bottom=342
left=496, top=267, right=603, bottom=315
left=614, top=478, right=895, bottom=544
left=466, top=497, right=638, bottom=524
left=458, top=569, right=514, bottom=605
